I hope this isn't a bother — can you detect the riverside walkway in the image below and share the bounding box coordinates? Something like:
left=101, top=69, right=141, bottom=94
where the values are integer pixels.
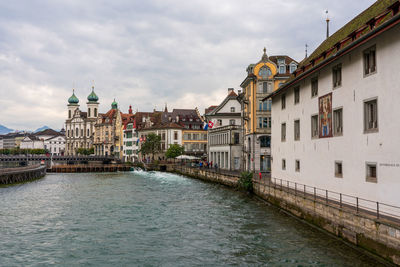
left=0, top=164, right=46, bottom=185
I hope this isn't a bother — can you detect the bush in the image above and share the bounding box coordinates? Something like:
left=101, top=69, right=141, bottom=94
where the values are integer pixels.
left=238, top=171, right=253, bottom=192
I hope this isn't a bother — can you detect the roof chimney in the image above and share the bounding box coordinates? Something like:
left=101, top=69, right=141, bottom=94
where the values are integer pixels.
left=128, top=105, right=133, bottom=114
left=228, top=88, right=234, bottom=93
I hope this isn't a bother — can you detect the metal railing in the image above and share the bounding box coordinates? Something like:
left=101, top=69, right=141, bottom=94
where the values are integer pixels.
left=258, top=177, right=400, bottom=223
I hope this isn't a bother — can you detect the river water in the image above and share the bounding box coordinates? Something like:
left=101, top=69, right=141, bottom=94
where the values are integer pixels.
left=0, top=171, right=384, bottom=266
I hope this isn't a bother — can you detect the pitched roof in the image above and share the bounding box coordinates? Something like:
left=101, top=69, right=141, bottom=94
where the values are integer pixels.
left=34, top=129, right=62, bottom=137
left=206, top=90, right=240, bottom=116
left=268, top=0, right=400, bottom=98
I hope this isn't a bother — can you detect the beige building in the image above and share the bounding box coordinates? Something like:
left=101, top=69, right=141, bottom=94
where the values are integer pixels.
left=93, top=100, right=123, bottom=157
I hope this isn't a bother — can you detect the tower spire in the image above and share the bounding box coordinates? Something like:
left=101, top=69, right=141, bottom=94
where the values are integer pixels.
left=305, top=44, right=308, bottom=58
left=326, top=10, right=330, bottom=39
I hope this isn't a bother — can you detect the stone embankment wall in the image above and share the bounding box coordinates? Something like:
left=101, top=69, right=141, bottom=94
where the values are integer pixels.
left=0, top=165, right=46, bottom=185
left=170, top=166, right=400, bottom=265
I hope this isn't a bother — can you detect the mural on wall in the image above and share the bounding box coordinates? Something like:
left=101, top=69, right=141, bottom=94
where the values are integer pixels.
left=319, top=93, right=332, bottom=138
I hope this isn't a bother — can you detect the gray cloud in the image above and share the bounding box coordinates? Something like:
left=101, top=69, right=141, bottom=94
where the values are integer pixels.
left=0, top=0, right=375, bottom=130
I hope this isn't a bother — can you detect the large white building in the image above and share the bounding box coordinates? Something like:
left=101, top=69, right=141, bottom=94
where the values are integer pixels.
left=268, top=0, right=400, bottom=207
left=65, top=87, right=99, bottom=155
left=206, top=88, right=242, bottom=170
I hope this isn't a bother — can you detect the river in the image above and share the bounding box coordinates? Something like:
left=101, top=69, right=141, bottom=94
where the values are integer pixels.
left=0, top=171, right=384, bottom=266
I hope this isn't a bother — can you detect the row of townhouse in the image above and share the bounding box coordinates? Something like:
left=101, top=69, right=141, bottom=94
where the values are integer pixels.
left=65, top=87, right=207, bottom=161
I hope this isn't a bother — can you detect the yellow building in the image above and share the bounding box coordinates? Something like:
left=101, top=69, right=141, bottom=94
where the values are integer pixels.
left=240, top=48, right=297, bottom=172
left=182, top=129, right=207, bottom=157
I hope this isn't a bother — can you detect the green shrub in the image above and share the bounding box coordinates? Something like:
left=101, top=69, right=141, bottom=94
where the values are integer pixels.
left=238, top=171, right=253, bottom=192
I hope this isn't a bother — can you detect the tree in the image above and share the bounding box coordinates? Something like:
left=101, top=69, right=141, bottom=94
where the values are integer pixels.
left=139, top=133, right=161, bottom=159
left=76, top=148, right=94, bottom=155
left=165, top=144, right=184, bottom=159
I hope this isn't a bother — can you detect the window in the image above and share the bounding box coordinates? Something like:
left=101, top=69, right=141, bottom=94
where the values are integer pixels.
left=311, top=115, right=318, bottom=138
left=230, top=107, right=235, bottom=112
left=229, top=119, right=235, bottom=125
left=281, top=94, right=286, bottom=109
left=333, top=108, right=343, bottom=136
left=364, top=46, right=376, bottom=76
left=260, top=136, right=271, bottom=148
left=87, top=129, right=90, bottom=136
left=174, top=131, right=178, bottom=140
left=259, top=66, right=272, bottom=78
left=217, top=119, right=222, bottom=126
left=94, top=108, right=97, bottom=117
left=67, top=130, right=70, bottom=137
left=76, top=128, right=79, bottom=137
left=333, top=64, right=342, bottom=88
left=282, top=159, right=286, bottom=170
left=295, top=160, right=300, bottom=172
left=88, top=108, right=91, bottom=117
left=258, top=117, right=270, bottom=128
left=294, top=86, right=300, bottom=104
left=335, top=161, right=343, bottom=178
left=281, top=123, right=286, bottom=142
left=364, top=99, right=378, bottom=132
left=69, top=110, right=71, bottom=119
left=366, top=162, right=377, bottom=183
left=311, top=77, right=318, bottom=97
left=81, top=129, right=83, bottom=137
left=290, top=64, right=297, bottom=73
left=279, top=65, right=285, bottom=74
left=162, top=133, right=166, bottom=140
left=263, top=82, right=268, bottom=93
left=234, top=132, right=240, bottom=144
left=258, top=100, right=271, bottom=111
left=294, top=120, right=300, bottom=141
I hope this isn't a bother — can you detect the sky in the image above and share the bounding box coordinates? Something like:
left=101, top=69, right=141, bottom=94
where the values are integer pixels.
left=0, top=0, right=376, bottom=131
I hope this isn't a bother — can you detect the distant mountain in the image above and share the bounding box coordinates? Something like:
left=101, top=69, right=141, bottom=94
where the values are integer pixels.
left=0, top=124, right=14, bottom=134
left=34, top=126, right=51, bottom=133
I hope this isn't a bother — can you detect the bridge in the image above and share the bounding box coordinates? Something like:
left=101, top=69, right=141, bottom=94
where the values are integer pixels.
left=0, top=155, right=117, bottom=165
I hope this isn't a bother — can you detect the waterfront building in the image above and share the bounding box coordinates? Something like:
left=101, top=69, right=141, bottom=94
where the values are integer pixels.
left=0, top=137, right=3, bottom=149
left=20, top=135, right=44, bottom=149
left=65, top=87, right=99, bottom=155
left=122, top=105, right=138, bottom=162
left=93, top=100, right=123, bottom=157
left=20, top=129, right=65, bottom=155
left=2, top=133, right=25, bottom=149
left=240, top=49, right=297, bottom=173
left=205, top=88, right=242, bottom=170
left=267, top=0, right=400, bottom=206
left=163, top=108, right=206, bottom=157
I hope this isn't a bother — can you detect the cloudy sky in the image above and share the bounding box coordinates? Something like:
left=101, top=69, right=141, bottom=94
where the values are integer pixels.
left=0, top=0, right=376, bottom=131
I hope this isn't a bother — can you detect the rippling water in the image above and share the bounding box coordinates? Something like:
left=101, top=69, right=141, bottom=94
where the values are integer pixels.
left=0, top=171, right=384, bottom=266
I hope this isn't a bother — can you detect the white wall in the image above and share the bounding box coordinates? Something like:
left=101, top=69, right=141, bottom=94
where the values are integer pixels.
left=271, top=25, right=400, bottom=207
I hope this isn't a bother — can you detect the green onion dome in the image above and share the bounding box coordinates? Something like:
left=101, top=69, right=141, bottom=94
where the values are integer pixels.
left=87, top=86, right=99, bottom=102
left=68, top=89, right=79, bottom=104
left=111, top=99, right=118, bottom=110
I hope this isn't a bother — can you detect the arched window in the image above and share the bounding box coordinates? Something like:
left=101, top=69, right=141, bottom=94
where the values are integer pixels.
left=81, top=129, right=83, bottom=137
left=88, top=108, right=91, bottom=117
left=67, top=130, right=70, bottom=137
left=94, top=108, right=97, bottom=117
left=71, top=129, right=74, bottom=137
left=87, top=129, right=90, bottom=136
left=76, top=128, right=79, bottom=137
left=259, top=66, right=272, bottom=78
left=69, top=110, right=71, bottom=118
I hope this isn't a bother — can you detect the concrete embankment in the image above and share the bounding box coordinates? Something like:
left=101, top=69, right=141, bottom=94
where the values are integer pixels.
left=170, top=166, right=400, bottom=265
left=0, top=165, right=46, bottom=185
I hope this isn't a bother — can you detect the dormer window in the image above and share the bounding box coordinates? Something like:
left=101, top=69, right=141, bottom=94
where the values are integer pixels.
left=279, top=65, right=285, bottom=74
left=290, top=64, right=297, bottom=73
left=231, top=107, right=235, bottom=112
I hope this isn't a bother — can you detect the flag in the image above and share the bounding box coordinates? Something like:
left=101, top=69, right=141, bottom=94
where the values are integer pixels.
left=203, top=121, right=209, bottom=130
left=208, top=121, right=214, bottom=129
